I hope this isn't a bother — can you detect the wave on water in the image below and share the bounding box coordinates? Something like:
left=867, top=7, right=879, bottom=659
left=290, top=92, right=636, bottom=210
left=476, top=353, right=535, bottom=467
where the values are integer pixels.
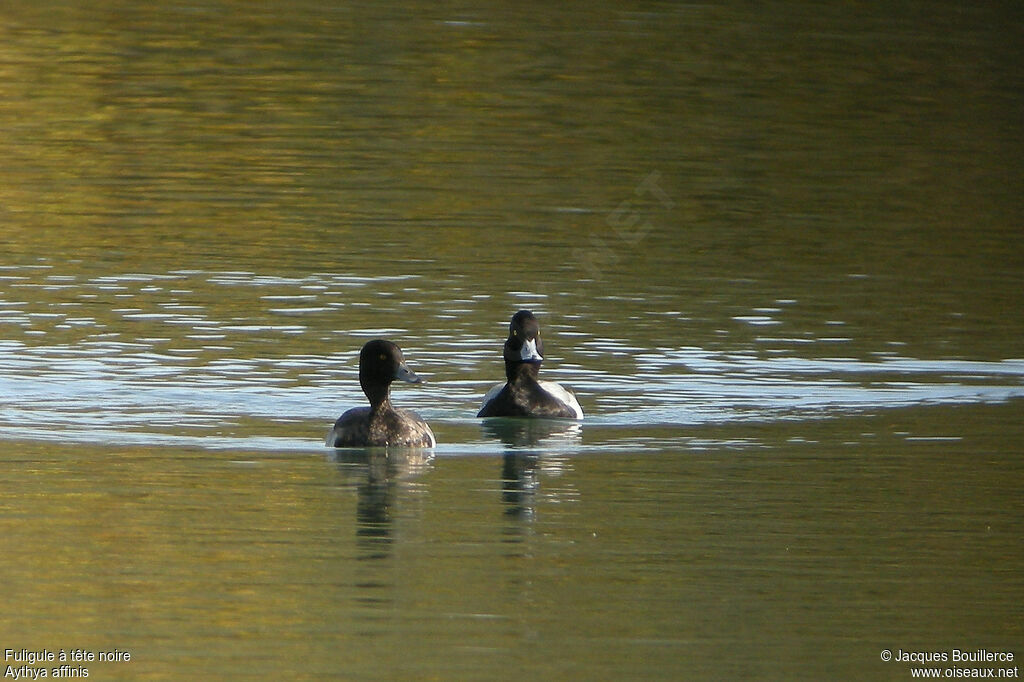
left=1, top=337, right=1022, bottom=451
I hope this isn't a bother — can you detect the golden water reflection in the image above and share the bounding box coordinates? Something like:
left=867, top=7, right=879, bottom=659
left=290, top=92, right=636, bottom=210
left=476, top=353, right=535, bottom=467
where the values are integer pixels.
left=1, top=1, right=1022, bottom=679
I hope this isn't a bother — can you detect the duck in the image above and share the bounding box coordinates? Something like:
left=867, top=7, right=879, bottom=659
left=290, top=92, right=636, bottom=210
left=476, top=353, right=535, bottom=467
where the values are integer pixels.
left=477, top=310, right=583, bottom=419
left=326, top=339, right=436, bottom=448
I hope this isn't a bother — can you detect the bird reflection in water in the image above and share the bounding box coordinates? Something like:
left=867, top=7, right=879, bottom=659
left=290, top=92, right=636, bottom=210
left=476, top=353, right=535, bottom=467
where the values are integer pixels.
left=482, top=419, right=581, bottom=522
left=327, top=448, right=433, bottom=560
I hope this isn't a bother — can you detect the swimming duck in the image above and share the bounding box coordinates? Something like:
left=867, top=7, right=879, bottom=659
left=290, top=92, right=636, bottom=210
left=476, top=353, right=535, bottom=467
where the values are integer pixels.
left=477, top=310, right=583, bottom=419
left=326, top=339, right=436, bottom=448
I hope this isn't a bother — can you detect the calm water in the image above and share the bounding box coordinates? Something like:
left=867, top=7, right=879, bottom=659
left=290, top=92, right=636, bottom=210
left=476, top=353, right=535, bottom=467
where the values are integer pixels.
left=1, top=1, right=1022, bottom=680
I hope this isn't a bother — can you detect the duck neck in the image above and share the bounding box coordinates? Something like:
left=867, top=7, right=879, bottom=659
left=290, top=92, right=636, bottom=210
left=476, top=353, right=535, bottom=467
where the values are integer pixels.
left=362, top=382, right=393, bottom=413
left=506, top=360, right=541, bottom=385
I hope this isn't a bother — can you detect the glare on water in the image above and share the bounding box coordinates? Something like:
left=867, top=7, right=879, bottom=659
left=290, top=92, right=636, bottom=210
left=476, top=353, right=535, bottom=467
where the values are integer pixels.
left=0, top=1, right=1021, bottom=679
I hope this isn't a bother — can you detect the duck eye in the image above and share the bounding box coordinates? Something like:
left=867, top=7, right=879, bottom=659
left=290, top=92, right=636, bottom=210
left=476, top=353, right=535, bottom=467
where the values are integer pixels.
left=512, top=330, right=518, bottom=337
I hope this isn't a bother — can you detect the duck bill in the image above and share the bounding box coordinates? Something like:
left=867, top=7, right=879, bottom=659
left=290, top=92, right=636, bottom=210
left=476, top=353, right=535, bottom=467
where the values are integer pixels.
left=395, top=364, right=423, bottom=383
left=519, top=338, right=543, bottom=363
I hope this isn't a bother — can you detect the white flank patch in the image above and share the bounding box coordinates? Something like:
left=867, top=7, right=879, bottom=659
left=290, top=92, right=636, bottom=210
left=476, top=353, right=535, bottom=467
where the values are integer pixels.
left=539, top=381, right=584, bottom=419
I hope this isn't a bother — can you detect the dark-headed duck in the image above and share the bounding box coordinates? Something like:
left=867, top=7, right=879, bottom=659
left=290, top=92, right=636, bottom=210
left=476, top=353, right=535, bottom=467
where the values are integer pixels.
left=477, top=310, right=583, bottom=419
left=326, top=339, right=436, bottom=448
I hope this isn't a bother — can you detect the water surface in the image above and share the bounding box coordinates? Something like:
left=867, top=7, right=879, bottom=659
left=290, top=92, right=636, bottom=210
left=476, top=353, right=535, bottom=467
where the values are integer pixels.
left=1, top=1, right=1022, bottom=679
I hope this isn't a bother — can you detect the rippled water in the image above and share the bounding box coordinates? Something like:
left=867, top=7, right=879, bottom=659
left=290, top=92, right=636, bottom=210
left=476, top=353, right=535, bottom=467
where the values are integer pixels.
left=1, top=0, right=1022, bottom=679
left=2, top=264, right=1022, bottom=451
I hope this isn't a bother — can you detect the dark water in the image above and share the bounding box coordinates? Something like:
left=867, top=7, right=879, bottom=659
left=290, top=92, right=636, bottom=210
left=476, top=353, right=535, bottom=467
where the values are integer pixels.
left=1, top=1, right=1022, bottom=680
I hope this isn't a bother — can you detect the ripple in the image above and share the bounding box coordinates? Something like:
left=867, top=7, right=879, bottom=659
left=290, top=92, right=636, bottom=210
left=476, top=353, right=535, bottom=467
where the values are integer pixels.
left=1, top=268, right=1022, bottom=451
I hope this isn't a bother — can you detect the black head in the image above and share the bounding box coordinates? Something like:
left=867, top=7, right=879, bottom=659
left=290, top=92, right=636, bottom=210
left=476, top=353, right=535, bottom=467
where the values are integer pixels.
left=503, top=310, right=544, bottom=379
left=359, top=339, right=422, bottom=405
